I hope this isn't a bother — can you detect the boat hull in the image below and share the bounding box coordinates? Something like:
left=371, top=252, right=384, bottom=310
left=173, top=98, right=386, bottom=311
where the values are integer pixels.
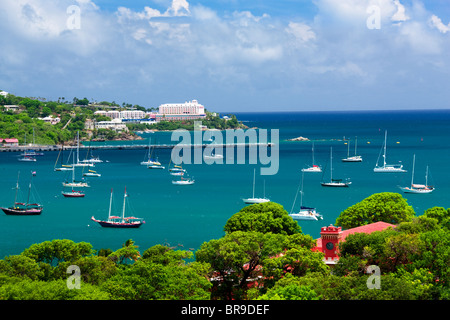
left=1, top=207, right=42, bottom=215
left=242, top=198, right=270, bottom=204
left=289, top=213, right=321, bottom=221
left=400, top=187, right=434, bottom=194
left=91, top=217, right=144, bottom=228
left=172, top=180, right=195, bottom=185
left=321, top=182, right=351, bottom=187
left=62, top=192, right=85, bottom=198
left=342, top=157, right=362, bottom=162
left=301, top=167, right=322, bottom=173
left=374, top=166, right=406, bottom=173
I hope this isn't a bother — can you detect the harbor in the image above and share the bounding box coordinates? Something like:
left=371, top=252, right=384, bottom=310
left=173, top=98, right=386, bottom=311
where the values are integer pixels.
left=0, top=142, right=274, bottom=152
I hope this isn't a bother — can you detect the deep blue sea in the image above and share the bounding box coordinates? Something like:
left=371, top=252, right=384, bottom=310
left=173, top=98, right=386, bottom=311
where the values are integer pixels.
left=1, top=109, right=450, bottom=258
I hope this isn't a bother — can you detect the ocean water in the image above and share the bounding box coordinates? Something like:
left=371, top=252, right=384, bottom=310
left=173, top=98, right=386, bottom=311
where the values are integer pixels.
left=1, top=109, right=449, bottom=258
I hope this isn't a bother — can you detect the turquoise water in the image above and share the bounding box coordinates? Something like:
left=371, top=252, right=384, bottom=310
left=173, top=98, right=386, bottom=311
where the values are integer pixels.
left=1, top=110, right=449, bottom=258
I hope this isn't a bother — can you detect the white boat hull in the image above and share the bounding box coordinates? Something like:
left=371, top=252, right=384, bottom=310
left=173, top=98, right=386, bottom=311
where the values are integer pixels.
left=172, top=180, right=195, bottom=185
left=374, top=166, right=407, bottom=173
left=289, top=212, right=322, bottom=221
left=301, top=167, right=322, bottom=172
left=342, top=156, right=362, bottom=162
left=242, top=198, right=270, bottom=204
left=63, top=182, right=90, bottom=188
left=321, top=181, right=351, bottom=187
left=400, top=187, right=434, bottom=194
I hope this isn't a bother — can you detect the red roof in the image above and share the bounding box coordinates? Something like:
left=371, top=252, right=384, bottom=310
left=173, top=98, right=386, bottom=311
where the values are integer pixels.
left=1, top=138, right=19, bottom=143
left=314, top=221, right=396, bottom=251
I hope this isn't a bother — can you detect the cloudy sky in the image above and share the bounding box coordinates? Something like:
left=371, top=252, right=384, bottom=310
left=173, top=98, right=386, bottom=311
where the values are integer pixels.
left=0, top=0, right=449, bottom=112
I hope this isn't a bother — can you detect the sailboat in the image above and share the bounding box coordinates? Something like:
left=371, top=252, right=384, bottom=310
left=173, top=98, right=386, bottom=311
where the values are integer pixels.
left=374, top=130, right=406, bottom=172
left=242, top=169, right=270, bottom=204
left=62, top=153, right=89, bottom=188
left=302, top=142, right=322, bottom=172
left=172, top=175, right=195, bottom=185
left=289, top=172, right=322, bottom=221
left=141, top=138, right=162, bottom=166
left=83, top=169, right=101, bottom=177
left=1, top=172, right=43, bottom=215
left=91, top=188, right=145, bottom=228
left=321, top=147, right=351, bottom=187
left=342, top=137, right=362, bottom=162
left=399, top=154, right=434, bottom=194
left=54, top=144, right=73, bottom=171
left=73, top=131, right=95, bottom=167
left=19, top=129, right=44, bottom=161
left=62, top=188, right=85, bottom=198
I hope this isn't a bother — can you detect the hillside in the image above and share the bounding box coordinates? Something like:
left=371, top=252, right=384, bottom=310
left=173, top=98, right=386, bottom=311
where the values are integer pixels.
left=0, top=93, right=244, bottom=145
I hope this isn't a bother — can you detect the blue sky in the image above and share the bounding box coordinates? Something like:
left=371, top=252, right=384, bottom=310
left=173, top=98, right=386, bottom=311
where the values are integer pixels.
left=1, top=0, right=449, bottom=112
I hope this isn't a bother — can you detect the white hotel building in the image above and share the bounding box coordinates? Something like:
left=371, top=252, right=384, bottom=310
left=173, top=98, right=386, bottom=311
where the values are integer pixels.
left=157, top=99, right=206, bottom=121
left=93, top=100, right=206, bottom=130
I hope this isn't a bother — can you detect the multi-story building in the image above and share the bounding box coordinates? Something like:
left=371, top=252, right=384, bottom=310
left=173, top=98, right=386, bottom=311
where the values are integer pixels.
left=157, top=99, right=206, bottom=121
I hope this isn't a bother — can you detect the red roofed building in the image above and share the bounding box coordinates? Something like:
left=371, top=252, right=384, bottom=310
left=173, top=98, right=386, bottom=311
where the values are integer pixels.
left=313, top=222, right=396, bottom=265
left=1, top=138, right=19, bottom=146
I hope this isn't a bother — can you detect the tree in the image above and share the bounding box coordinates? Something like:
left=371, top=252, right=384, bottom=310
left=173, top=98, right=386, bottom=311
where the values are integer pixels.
left=107, top=239, right=141, bottom=264
left=196, top=231, right=316, bottom=300
left=224, top=202, right=301, bottom=235
left=256, top=274, right=320, bottom=300
left=336, top=192, right=415, bottom=229
left=21, top=239, right=94, bottom=265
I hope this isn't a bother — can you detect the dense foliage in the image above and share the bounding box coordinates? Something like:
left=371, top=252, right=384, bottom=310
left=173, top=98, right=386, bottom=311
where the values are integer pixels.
left=0, top=194, right=448, bottom=300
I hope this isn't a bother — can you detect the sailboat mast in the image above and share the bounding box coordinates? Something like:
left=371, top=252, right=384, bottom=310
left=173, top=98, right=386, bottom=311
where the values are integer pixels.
left=312, top=142, right=315, bottom=166
left=411, top=154, right=416, bottom=187
left=330, top=147, right=333, bottom=181
left=383, top=130, right=387, bottom=167
left=26, top=174, right=32, bottom=206
left=354, top=136, right=358, bottom=156
left=252, top=168, right=256, bottom=198
left=77, top=131, right=80, bottom=164
left=14, top=171, right=20, bottom=205
left=300, top=172, right=304, bottom=208
left=122, top=187, right=127, bottom=221
left=108, top=188, right=113, bottom=219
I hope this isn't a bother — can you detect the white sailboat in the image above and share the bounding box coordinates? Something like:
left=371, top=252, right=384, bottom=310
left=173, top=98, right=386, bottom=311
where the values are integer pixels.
left=374, top=130, right=406, bottom=173
left=62, top=153, right=90, bottom=187
left=321, top=147, right=351, bottom=187
left=141, top=138, right=162, bottom=166
left=83, top=169, right=101, bottom=177
left=289, top=172, right=322, bottom=221
left=342, top=137, right=362, bottom=162
left=302, top=142, right=322, bottom=172
left=399, top=154, right=434, bottom=194
left=172, top=176, right=195, bottom=185
left=242, top=169, right=270, bottom=204
left=73, top=131, right=95, bottom=167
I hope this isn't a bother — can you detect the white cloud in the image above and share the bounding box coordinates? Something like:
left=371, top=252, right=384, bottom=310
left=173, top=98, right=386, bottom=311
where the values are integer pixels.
left=1, top=0, right=450, bottom=111
left=430, top=15, right=450, bottom=34
left=285, top=22, right=316, bottom=43
left=391, top=0, right=409, bottom=22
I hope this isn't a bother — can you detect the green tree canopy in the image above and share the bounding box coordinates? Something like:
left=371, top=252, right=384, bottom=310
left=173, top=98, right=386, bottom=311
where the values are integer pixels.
left=224, top=202, right=301, bottom=235
left=336, top=192, right=415, bottom=229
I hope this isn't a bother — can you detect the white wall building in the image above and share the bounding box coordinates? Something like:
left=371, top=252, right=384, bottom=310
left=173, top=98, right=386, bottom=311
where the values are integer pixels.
left=95, top=118, right=128, bottom=132
left=94, top=109, right=147, bottom=120
left=157, top=99, right=206, bottom=121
